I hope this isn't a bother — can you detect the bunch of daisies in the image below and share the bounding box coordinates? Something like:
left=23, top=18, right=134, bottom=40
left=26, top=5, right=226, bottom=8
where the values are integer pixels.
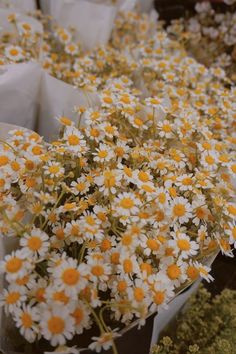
left=167, top=1, right=236, bottom=82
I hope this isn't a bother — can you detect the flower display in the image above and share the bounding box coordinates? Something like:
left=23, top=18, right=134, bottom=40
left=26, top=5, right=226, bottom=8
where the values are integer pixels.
left=0, top=4, right=236, bottom=354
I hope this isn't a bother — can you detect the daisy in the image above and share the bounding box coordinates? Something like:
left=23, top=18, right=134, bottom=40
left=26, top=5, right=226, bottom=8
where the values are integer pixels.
left=53, top=258, right=88, bottom=297
left=70, top=176, right=90, bottom=196
left=40, top=305, right=75, bottom=347
left=129, top=278, right=150, bottom=304
left=93, top=143, right=115, bottom=163
left=118, top=253, right=140, bottom=277
left=201, top=151, right=219, bottom=171
left=87, top=258, right=111, bottom=284
left=140, top=235, right=161, bottom=256
left=155, top=187, right=170, bottom=208
left=158, top=120, right=173, bottom=138
left=63, top=127, right=87, bottom=155
left=17, top=22, right=33, bottom=34
left=0, top=285, right=26, bottom=314
left=14, top=304, right=40, bottom=343
left=176, top=174, right=194, bottom=191
left=0, top=250, right=30, bottom=281
left=114, top=192, right=141, bottom=217
left=44, top=162, right=65, bottom=178
left=145, top=97, right=166, bottom=112
left=192, top=261, right=214, bottom=283
left=89, top=331, right=120, bottom=353
left=170, top=197, right=193, bottom=224
left=95, top=169, right=122, bottom=195
left=150, top=278, right=175, bottom=312
left=65, top=43, right=79, bottom=56
left=5, top=45, right=24, bottom=62
left=169, top=233, right=199, bottom=259
left=71, top=301, right=91, bottom=334
left=161, top=258, right=187, bottom=287
left=20, top=228, right=49, bottom=258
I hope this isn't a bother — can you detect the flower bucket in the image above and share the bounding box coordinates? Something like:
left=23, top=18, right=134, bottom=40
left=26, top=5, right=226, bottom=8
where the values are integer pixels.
left=39, top=0, right=119, bottom=51
left=0, top=0, right=36, bottom=13
left=0, top=63, right=42, bottom=130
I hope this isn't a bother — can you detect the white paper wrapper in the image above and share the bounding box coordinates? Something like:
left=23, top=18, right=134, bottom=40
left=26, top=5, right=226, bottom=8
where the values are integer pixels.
left=0, top=0, right=36, bottom=13
left=0, top=63, right=42, bottom=130
left=119, top=0, right=137, bottom=11
left=138, top=0, right=154, bottom=12
left=0, top=8, right=43, bottom=34
left=38, top=71, right=99, bottom=140
left=40, top=0, right=118, bottom=51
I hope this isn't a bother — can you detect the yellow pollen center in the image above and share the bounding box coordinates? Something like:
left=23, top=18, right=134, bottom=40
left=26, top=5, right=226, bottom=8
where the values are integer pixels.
left=68, top=135, right=80, bottom=145
left=48, top=317, right=65, bottom=334
left=177, top=239, right=190, bottom=251
left=6, top=292, right=20, bottom=304
left=134, top=287, right=144, bottom=302
left=91, top=265, right=104, bottom=277
left=120, top=198, right=134, bottom=209
left=21, top=313, right=33, bottom=328
left=6, top=257, right=22, bottom=273
left=62, top=268, right=79, bottom=285
left=173, top=204, right=186, bottom=217
left=167, top=264, right=181, bottom=280
left=28, top=236, right=42, bottom=251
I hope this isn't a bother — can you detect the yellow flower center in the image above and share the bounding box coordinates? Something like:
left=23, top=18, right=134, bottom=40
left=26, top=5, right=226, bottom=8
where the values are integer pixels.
left=154, top=291, right=165, bottom=305
left=205, top=155, right=214, bottom=165
left=48, top=317, right=65, bottom=334
left=158, top=192, right=166, bottom=204
left=6, top=292, right=20, bottom=304
left=134, top=287, right=144, bottom=302
left=182, top=177, right=192, bottom=186
left=138, top=171, right=150, bottom=182
left=9, top=48, right=19, bottom=56
left=60, top=117, right=72, bottom=125
left=21, top=313, right=33, bottom=328
left=49, top=165, right=60, bottom=174
left=6, top=257, right=22, bottom=273
left=177, top=239, right=190, bottom=251
left=68, top=134, right=80, bottom=146
left=187, top=266, right=199, bottom=280
left=173, top=204, right=186, bottom=217
left=103, top=96, right=113, bottom=104
left=228, top=205, right=236, bottom=216
left=32, top=146, right=42, bottom=155
left=28, top=236, right=42, bottom=251
left=72, top=308, right=84, bottom=325
left=120, top=198, right=134, bottom=209
left=123, top=259, right=133, bottom=273
left=162, top=124, right=171, bottom=133
left=167, top=264, right=181, bottom=280
left=0, top=156, right=9, bottom=166
left=98, top=150, right=108, bottom=159
left=117, top=280, right=127, bottom=293
left=91, top=265, right=104, bottom=277
left=147, top=239, right=159, bottom=251
left=62, top=268, right=80, bottom=285
left=53, top=291, right=69, bottom=304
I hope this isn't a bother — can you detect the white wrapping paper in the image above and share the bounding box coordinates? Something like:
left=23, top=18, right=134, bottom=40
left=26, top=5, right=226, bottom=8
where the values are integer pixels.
left=0, top=63, right=42, bottom=130
left=38, top=72, right=99, bottom=140
left=40, top=0, right=118, bottom=50
left=0, top=0, right=36, bottom=13
left=0, top=8, right=43, bottom=34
